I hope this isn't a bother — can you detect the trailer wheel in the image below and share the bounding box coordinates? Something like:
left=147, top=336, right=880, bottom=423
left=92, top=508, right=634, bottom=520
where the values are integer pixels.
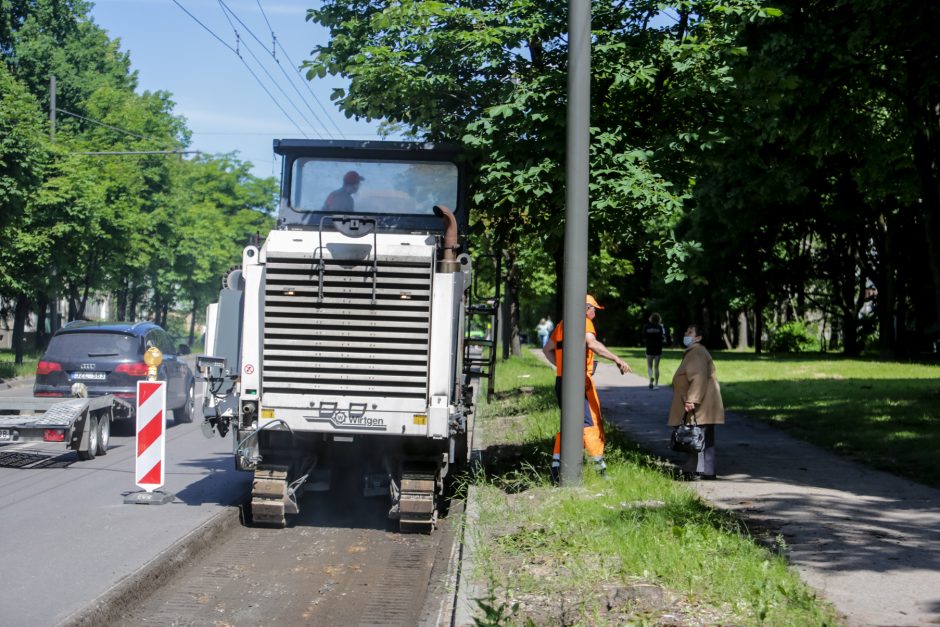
left=96, top=413, right=110, bottom=455
left=78, top=415, right=99, bottom=461
left=174, top=382, right=195, bottom=424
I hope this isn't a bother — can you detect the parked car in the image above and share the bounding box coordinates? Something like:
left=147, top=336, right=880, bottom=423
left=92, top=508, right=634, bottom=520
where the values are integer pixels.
left=33, top=321, right=195, bottom=423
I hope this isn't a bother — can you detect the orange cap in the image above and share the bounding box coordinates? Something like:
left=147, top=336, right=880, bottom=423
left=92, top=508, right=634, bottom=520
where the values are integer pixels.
left=343, top=170, right=364, bottom=184
left=586, top=294, right=604, bottom=309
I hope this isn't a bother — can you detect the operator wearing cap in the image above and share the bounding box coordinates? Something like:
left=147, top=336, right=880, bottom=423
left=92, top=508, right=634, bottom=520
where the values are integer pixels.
left=542, top=294, right=631, bottom=482
left=322, top=170, right=365, bottom=212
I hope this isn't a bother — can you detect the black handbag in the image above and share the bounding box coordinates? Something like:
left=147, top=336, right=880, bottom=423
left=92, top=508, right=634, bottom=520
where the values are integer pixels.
left=671, top=411, right=705, bottom=453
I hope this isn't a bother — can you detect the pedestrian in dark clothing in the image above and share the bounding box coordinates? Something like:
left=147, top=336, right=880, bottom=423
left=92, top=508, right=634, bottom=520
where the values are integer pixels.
left=644, top=313, right=667, bottom=389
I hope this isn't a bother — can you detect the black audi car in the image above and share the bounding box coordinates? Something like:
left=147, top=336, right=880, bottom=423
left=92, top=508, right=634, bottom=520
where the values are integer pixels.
left=33, top=321, right=195, bottom=423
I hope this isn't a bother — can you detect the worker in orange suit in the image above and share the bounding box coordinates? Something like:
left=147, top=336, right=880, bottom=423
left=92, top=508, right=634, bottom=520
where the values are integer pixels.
left=542, top=294, right=631, bottom=482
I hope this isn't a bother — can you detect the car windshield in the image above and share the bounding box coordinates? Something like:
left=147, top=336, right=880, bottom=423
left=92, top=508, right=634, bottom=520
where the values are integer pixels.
left=44, top=332, right=140, bottom=360
left=280, top=157, right=459, bottom=226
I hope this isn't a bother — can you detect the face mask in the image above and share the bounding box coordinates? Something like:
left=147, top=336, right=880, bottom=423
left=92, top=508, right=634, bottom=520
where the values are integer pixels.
left=683, top=336, right=696, bottom=348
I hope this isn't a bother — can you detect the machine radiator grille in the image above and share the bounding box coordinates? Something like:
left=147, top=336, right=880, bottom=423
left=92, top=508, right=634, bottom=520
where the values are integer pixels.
left=262, top=254, right=433, bottom=399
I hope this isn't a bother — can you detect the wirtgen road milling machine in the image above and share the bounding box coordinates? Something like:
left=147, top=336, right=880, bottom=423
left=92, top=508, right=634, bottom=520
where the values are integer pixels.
left=198, top=140, right=486, bottom=532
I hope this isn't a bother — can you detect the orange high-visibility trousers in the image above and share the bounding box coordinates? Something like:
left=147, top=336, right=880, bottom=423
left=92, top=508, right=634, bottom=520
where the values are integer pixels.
left=553, top=374, right=605, bottom=460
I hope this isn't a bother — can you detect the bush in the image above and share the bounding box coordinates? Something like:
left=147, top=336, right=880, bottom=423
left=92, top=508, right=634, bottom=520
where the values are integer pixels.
left=768, top=321, right=817, bottom=353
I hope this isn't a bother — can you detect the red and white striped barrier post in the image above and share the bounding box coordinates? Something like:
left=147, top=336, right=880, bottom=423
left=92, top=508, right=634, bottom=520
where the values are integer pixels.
left=124, top=348, right=174, bottom=505
left=135, top=380, right=166, bottom=490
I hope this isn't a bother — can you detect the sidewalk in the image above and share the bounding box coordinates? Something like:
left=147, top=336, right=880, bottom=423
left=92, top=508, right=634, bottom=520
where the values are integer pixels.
left=588, top=359, right=940, bottom=626
left=0, top=375, right=31, bottom=390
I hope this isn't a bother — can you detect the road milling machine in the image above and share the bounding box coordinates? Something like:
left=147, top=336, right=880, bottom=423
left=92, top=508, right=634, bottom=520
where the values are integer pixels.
left=198, top=140, right=478, bottom=531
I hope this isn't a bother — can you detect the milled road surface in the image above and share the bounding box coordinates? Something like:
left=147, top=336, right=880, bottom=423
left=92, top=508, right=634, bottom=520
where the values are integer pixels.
left=113, top=481, right=461, bottom=626
left=582, top=357, right=940, bottom=626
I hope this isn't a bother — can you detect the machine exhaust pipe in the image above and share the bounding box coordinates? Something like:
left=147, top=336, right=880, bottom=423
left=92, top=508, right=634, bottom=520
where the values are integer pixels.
left=433, top=205, right=460, bottom=273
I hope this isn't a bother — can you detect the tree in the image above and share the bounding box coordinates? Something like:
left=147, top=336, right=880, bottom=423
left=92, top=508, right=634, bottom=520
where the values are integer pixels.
left=305, top=0, right=779, bottom=349
left=1, top=0, right=277, bottom=359
left=686, top=0, right=939, bottom=355
left=0, top=63, right=49, bottom=363
left=172, top=154, right=276, bottom=344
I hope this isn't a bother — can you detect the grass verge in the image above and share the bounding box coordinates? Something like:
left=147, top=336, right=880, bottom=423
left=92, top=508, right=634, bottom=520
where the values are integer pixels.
left=614, top=348, right=940, bottom=488
left=0, top=349, right=40, bottom=380
left=466, top=352, right=840, bottom=626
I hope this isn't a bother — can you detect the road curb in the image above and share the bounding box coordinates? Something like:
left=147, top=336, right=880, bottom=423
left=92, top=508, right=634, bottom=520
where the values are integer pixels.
left=57, top=505, right=243, bottom=627
left=451, top=484, right=483, bottom=627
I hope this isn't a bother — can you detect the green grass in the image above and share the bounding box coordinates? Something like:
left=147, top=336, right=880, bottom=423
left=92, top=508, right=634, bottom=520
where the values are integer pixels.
left=468, top=352, right=840, bottom=626
left=0, top=349, right=41, bottom=380
left=615, top=348, right=940, bottom=488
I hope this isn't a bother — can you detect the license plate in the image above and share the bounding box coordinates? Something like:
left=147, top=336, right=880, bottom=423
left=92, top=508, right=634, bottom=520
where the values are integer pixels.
left=0, top=429, right=12, bottom=442
left=72, top=372, right=106, bottom=381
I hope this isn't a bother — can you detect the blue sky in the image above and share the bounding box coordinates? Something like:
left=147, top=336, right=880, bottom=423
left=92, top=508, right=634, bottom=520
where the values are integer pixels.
left=89, top=0, right=386, bottom=179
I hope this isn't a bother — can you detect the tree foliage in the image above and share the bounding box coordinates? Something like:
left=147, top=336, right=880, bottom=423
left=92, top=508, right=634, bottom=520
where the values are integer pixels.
left=305, top=0, right=779, bottom=352
left=0, top=0, right=276, bottom=362
left=304, top=0, right=939, bottom=357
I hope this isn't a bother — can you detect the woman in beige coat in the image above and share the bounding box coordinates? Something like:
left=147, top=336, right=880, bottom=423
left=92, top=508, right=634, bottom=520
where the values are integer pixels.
left=668, top=324, right=725, bottom=479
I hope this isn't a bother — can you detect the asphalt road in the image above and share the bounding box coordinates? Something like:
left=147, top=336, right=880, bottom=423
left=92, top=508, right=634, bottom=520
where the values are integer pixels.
left=0, top=378, right=251, bottom=627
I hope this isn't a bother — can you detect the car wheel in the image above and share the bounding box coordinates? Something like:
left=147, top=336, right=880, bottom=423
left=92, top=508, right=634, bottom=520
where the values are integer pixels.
left=78, top=414, right=99, bottom=461
left=174, top=381, right=195, bottom=424
left=96, top=413, right=110, bottom=455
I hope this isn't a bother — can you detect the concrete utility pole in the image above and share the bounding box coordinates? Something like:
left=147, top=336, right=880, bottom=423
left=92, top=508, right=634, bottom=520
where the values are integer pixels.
left=560, top=0, right=591, bottom=486
left=49, top=75, right=59, bottom=337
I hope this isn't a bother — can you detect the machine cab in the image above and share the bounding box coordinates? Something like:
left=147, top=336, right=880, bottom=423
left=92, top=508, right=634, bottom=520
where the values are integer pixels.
left=274, top=140, right=467, bottom=236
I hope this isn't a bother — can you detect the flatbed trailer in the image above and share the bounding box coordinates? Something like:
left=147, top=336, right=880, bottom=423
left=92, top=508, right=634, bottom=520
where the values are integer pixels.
left=0, top=396, right=130, bottom=461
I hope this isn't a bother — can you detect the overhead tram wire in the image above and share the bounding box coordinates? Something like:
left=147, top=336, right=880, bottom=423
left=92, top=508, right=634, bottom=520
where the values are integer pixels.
left=273, top=38, right=346, bottom=140
left=245, top=0, right=347, bottom=139
left=56, top=108, right=176, bottom=146
left=56, top=109, right=199, bottom=156
left=254, top=0, right=346, bottom=138
left=219, top=0, right=337, bottom=139
left=216, top=0, right=324, bottom=139
left=255, top=0, right=346, bottom=139
left=171, top=0, right=309, bottom=139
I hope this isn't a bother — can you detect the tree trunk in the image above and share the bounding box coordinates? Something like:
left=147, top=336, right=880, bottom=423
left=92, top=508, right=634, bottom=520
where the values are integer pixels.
left=13, top=294, right=29, bottom=365
left=76, top=250, right=97, bottom=321
left=876, top=213, right=897, bottom=358
left=903, top=53, right=940, bottom=332
left=67, top=282, right=79, bottom=322
left=35, top=292, right=48, bottom=350
left=503, top=250, right=523, bottom=357
left=754, top=291, right=765, bottom=354
left=129, top=283, right=139, bottom=322
left=152, top=289, right=163, bottom=326
left=551, top=245, right=564, bottom=322
left=910, top=122, right=940, bottom=331
left=720, top=310, right=733, bottom=349
left=839, top=263, right=860, bottom=357
left=829, top=315, right=841, bottom=351
left=116, top=278, right=128, bottom=321
left=188, top=298, right=199, bottom=346
left=737, top=311, right=749, bottom=350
